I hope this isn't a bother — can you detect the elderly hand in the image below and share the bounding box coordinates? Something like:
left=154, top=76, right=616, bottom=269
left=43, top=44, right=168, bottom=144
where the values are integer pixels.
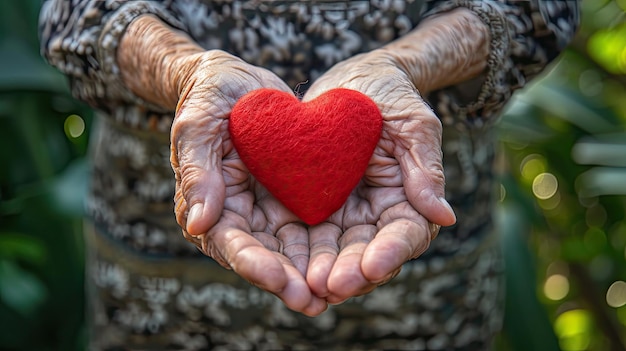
left=170, top=49, right=326, bottom=315
left=302, top=50, right=457, bottom=303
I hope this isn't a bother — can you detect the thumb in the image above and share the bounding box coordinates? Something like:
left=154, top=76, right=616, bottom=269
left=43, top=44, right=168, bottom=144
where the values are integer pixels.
left=171, top=106, right=227, bottom=236
left=181, top=166, right=226, bottom=236
left=394, top=110, right=456, bottom=227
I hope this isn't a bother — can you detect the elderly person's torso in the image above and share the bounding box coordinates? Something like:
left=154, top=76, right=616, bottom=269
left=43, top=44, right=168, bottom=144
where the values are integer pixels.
left=39, top=1, right=579, bottom=350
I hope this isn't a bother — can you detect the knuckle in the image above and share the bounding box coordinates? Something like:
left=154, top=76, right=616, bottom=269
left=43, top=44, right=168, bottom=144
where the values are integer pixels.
left=202, top=240, right=231, bottom=269
left=179, top=164, right=205, bottom=196
left=174, top=188, right=188, bottom=228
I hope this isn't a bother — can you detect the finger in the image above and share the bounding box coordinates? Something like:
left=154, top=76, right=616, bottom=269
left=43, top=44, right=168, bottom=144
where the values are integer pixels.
left=250, top=231, right=281, bottom=252
left=199, top=212, right=293, bottom=300
left=272, top=253, right=328, bottom=316
left=224, top=191, right=263, bottom=230
left=255, top=188, right=310, bottom=274
left=339, top=185, right=405, bottom=228
left=183, top=167, right=226, bottom=235
left=224, top=238, right=324, bottom=314
left=326, top=224, right=377, bottom=303
left=393, top=109, right=456, bottom=227
left=200, top=211, right=326, bottom=315
left=276, top=223, right=310, bottom=277
left=198, top=209, right=250, bottom=268
left=171, top=106, right=227, bottom=235
left=306, top=223, right=341, bottom=298
left=361, top=206, right=431, bottom=283
left=174, top=177, right=222, bottom=237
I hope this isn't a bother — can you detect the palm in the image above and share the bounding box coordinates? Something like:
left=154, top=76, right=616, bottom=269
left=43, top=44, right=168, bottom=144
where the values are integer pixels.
left=303, top=50, right=455, bottom=303
left=221, top=144, right=312, bottom=274
left=171, top=51, right=325, bottom=315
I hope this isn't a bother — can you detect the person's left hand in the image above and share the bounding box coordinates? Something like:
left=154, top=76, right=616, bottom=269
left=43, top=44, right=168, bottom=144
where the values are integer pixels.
left=169, top=50, right=325, bottom=315
left=302, top=50, right=457, bottom=304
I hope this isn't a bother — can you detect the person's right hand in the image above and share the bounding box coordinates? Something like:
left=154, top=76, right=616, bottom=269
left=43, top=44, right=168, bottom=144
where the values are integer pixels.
left=301, top=50, right=456, bottom=304
left=169, top=49, right=326, bottom=316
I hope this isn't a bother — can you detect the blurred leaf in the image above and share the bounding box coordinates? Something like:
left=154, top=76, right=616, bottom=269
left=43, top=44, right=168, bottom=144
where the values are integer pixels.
left=0, top=93, right=74, bottom=187
left=0, top=0, right=42, bottom=47
left=576, top=167, right=626, bottom=197
left=0, top=37, right=69, bottom=93
left=0, top=232, right=46, bottom=264
left=0, top=260, right=47, bottom=317
left=0, top=158, right=89, bottom=219
left=499, top=204, right=561, bottom=351
left=521, top=83, right=618, bottom=134
left=572, top=134, right=626, bottom=167
left=498, top=99, right=556, bottom=145
left=49, top=158, right=89, bottom=216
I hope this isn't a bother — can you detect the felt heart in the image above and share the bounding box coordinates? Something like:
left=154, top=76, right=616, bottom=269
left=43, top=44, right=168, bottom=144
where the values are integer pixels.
left=229, top=88, right=382, bottom=225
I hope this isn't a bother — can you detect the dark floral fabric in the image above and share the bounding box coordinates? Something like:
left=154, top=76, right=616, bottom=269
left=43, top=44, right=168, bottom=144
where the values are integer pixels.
left=40, top=1, right=579, bottom=350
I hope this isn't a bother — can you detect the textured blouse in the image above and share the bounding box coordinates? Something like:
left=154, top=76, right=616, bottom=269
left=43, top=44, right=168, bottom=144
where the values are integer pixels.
left=39, top=1, right=579, bottom=350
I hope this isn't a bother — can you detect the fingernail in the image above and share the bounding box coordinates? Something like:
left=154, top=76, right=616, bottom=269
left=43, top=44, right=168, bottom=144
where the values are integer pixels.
left=439, top=197, right=456, bottom=222
left=187, top=203, right=203, bottom=234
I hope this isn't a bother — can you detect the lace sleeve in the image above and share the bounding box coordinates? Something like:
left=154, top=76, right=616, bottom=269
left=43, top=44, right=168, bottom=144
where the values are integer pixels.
left=423, top=0, right=580, bottom=127
left=39, top=0, right=185, bottom=112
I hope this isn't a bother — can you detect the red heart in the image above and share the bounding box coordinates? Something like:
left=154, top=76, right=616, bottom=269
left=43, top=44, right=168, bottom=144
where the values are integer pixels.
left=229, top=88, right=382, bottom=225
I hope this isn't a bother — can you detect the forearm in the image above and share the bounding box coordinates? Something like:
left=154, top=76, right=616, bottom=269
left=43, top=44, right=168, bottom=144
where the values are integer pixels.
left=380, top=8, right=491, bottom=95
left=117, top=15, right=204, bottom=110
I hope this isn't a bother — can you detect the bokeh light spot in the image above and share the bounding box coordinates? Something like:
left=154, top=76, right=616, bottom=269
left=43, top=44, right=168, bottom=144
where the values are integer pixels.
left=578, top=69, right=604, bottom=97
left=554, top=309, right=592, bottom=351
left=609, top=221, right=626, bottom=250
left=546, top=261, right=569, bottom=277
left=538, top=191, right=561, bottom=210
left=606, top=281, right=626, bottom=308
left=533, top=173, right=558, bottom=200
left=64, top=114, right=85, bottom=139
left=588, top=23, right=626, bottom=74
left=520, top=154, right=546, bottom=181
left=544, top=274, right=569, bottom=301
left=499, top=184, right=506, bottom=202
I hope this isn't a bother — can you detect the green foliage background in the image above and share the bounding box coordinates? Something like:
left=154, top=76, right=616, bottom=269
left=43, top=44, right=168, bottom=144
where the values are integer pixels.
left=0, top=1, right=624, bottom=350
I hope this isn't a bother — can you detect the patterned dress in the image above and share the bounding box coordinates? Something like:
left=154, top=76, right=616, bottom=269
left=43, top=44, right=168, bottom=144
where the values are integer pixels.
left=39, top=1, right=579, bottom=350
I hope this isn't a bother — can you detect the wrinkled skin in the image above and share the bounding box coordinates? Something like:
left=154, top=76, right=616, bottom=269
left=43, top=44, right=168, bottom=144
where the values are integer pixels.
left=171, top=49, right=455, bottom=316
left=302, top=50, right=456, bottom=304
left=171, top=50, right=326, bottom=316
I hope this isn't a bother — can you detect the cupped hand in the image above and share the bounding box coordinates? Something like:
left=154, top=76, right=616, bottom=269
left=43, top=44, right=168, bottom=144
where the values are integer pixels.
left=302, top=50, right=457, bottom=304
left=170, top=50, right=326, bottom=315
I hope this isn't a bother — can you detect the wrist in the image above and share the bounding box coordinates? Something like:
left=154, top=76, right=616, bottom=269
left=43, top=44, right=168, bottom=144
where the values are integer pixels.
left=380, top=8, right=491, bottom=95
left=169, top=50, right=245, bottom=109
left=117, top=15, right=203, bottom=110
